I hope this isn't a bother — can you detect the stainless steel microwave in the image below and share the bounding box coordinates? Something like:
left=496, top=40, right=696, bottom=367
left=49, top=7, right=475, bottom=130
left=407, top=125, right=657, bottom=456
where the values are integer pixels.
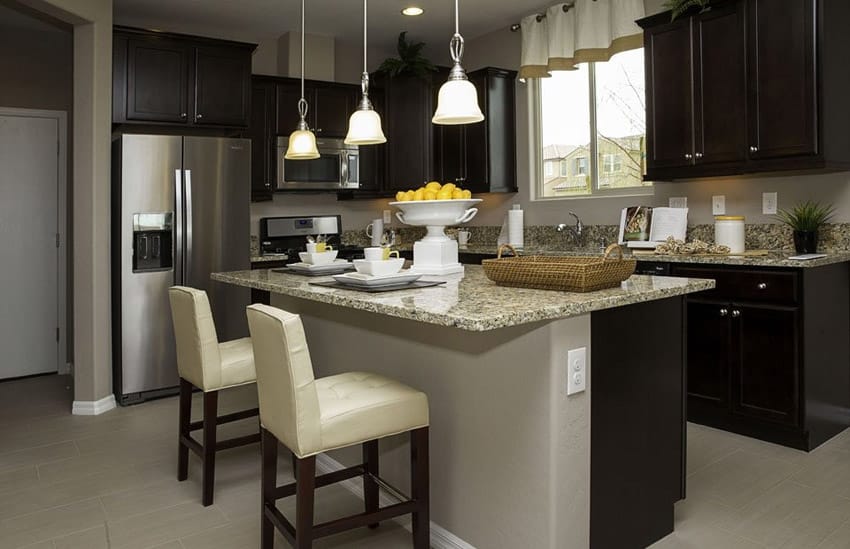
left=276, top=136, right=359, bottom=191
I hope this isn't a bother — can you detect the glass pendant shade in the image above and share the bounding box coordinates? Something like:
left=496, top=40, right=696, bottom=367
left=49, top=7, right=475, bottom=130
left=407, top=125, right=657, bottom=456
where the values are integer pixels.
left=345, top=108, right=386, bottom=145
left=285, top=129, right=319, bottom=159
left=433, top=77, right=484, bottom=125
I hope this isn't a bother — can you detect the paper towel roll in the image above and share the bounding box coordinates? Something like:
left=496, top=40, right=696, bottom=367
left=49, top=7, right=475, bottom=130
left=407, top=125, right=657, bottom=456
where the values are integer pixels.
left=508, top=209, right=524, bottom=248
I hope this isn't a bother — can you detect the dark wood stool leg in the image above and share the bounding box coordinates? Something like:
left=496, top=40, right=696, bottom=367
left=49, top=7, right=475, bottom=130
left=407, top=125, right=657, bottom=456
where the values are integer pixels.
left=411, top=427, right=430, bottom=549
left=177, top=378, right=192, bottom=482
left=363, top=439, right=380, bottom=528
left=201, top=389, right=218, bottom=507
left=261, top=428, right=278, bottom=549
left=294, top=455, right=316, bottom=549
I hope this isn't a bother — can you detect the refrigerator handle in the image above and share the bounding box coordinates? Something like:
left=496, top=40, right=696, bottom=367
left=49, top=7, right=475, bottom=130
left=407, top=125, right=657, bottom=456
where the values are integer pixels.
left=174, top=169, right=184, bottom=284
left=185, top=169, right=193, bottom=283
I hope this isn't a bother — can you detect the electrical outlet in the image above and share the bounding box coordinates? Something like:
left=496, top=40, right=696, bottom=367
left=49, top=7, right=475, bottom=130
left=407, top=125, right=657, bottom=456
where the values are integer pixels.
left=712, top=195, right=726, bottom=215
left=669, top=197, right=688, bottom=209
left=567, top=347, right=587, bottom=395
left=382, top=210, right=392, bottom=224
left=762, top=192, right=778, bottom=215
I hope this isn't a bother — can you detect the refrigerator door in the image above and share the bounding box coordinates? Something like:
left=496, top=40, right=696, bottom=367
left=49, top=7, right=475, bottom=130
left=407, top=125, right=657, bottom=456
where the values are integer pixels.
left=117, top=134, right=182, bottom=396
left=182, top=136, right=251, bottom=341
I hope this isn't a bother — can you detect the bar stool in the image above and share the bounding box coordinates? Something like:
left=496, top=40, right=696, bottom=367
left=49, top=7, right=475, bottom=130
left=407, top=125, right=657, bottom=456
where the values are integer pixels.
left=168, top=286, right=261, bottom=506
left=246, top=304, right=430, bottom=549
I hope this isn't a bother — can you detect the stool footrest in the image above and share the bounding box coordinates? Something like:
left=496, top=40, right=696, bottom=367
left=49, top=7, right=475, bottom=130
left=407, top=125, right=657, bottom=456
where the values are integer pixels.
left=180, top=434, right=203, bottom=458
left=189, top=407, right=259, bottom=431
left=272, top=464, right=365, bottom=500
left=216, top=432, right=261, bottom=451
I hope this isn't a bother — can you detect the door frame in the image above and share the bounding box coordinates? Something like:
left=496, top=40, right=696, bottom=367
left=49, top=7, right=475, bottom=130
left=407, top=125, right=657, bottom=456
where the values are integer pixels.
left=0, top=107, right=68, bottom=374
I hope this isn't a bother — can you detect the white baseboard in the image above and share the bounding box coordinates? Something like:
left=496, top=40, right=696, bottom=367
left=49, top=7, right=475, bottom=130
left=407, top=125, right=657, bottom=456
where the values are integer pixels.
left=315, top=454, right=476, bottom=549
left=72, top=394, right=117, bottom=415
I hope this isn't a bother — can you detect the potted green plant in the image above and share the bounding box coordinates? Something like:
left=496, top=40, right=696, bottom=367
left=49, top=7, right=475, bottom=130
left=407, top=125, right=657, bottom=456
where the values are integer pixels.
left=775, top=200, right=835, bottom=253
left=377, top=32, right=436, bottom=79
left=663, top=0, right=711, bottom=21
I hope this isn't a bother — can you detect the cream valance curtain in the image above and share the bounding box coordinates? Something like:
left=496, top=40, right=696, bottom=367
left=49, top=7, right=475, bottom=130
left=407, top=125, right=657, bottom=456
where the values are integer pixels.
left=520, top=0, right=645, bottom=79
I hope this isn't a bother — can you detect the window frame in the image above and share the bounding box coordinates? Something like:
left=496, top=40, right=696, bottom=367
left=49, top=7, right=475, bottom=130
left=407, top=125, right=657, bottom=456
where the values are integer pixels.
left=530, top=55, right=653, bottom=202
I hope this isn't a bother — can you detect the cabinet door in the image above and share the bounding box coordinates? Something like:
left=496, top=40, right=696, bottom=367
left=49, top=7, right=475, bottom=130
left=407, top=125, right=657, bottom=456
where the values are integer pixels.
left=747, top=0, right=817, bottom=159
left=194, top=46, right=252, bottom=127
left=249, top=81, right=275, bottom=201
left=384, top=75, right=433, bottom=190
left=433, top=125, right=465, bottom=184
left=693, top=3, right=747, bottom=165
left=357, top=88, right=386, bottom=191
left=466, top=69, right=517, bottom=193
left=731, top=303, right=800, bottom=425
left=645, top=18, right=695, bottom=170
left=686, top=300, right=731, bottom=412
left=314, top=85, right=356, bottom=138
left=126, top=38, right=189, bottom=123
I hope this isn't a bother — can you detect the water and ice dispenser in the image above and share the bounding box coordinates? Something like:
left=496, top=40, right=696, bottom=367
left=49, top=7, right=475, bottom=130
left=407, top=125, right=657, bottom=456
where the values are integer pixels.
left=132, top=213, right=173, bottom=272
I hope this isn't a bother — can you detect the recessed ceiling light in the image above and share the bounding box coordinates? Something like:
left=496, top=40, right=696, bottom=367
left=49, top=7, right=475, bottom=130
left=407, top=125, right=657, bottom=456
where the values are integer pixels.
left=401, top=6, right=424, bottom=16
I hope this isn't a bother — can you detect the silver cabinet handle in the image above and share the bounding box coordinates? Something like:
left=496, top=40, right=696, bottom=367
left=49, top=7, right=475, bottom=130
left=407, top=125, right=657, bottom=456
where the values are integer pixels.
left=757, top=282, right=767, bottom=290
left=695, top=152, right=703, bottom=159
left=685, top=153, right=693, bottom=159
left=749, top=146, right=758, bottom=153
left=265, top=182, right=271, bottom=188
left=719, top=308, right=729, bottom=317
left=731, top=310, right=741, bottom=318
left=181, top=112, right=187, bottom=118
left=315, top=128, right=323, bottom=133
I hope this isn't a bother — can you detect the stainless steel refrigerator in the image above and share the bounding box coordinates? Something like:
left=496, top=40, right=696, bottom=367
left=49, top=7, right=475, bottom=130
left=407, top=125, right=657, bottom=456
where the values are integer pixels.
left=112, top=134, right=250, bottom=404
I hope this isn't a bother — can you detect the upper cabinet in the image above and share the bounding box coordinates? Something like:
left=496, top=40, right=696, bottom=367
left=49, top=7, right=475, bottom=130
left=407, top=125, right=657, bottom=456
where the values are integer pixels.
left=275, top=81, right=357, bottom=139
left=639, top=0, right=850, bottom=181
left=113, top=27, right=255, bottom=129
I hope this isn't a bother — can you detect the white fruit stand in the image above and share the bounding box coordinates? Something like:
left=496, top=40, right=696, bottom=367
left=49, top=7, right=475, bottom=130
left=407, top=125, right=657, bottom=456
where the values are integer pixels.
left=389, top=199, right=481, bottom=275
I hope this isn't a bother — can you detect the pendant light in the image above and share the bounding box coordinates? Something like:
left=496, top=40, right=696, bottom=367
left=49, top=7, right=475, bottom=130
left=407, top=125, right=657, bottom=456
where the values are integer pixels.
left=345, top=0, right=387, bottom=145
left=285, top=0, right=320, bottom=159
left=432, top=0, right=484, bottom=125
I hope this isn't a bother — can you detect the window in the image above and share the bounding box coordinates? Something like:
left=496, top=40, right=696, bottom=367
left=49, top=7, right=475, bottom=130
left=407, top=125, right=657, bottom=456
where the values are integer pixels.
left=544, top=161, right=554, bottom=177
left=537, top=49, right=650, bottom=198
left=574, top=157, right=588, bottom=176
left=559, top=159, right=568, bottom=176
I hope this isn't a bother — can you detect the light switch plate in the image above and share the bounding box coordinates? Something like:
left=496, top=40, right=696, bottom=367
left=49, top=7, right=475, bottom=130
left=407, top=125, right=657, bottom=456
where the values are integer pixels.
left=382, top=210, right=392, bottom=224
left=762, top=192, right=778, bottom=215
left=567, top=347, right=587, bottom=395
left=669, top=197, right=688, bottom=208
left=712, top=195, right=726, bottom=215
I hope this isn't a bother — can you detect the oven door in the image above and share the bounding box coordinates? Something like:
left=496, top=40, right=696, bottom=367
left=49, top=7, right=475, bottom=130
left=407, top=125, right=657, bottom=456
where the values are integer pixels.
left=277, top=137, right=343, bottom=190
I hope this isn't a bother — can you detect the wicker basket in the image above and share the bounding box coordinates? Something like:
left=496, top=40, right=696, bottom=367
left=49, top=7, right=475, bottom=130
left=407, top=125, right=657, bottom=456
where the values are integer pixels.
left=481, top=244, right=636, bottom=292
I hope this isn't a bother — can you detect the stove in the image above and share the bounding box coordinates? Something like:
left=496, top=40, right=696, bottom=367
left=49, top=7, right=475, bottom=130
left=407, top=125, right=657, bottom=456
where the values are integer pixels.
left=259, top=215, right=363, bottom=263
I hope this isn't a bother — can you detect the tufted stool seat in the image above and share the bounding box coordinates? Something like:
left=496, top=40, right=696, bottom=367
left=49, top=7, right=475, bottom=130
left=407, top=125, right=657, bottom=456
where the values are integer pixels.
left=246, top=303, right=430, bottom=549
left=168, top=286, right=261, bottom=507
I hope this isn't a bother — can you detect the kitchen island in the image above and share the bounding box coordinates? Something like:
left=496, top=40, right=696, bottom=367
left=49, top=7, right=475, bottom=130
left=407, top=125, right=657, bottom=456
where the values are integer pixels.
left=212, top=267, right=714, bottom=549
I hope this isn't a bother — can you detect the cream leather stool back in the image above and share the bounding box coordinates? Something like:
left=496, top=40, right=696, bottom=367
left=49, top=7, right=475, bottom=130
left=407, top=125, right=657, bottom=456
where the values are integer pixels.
left=168, top=286, right=223, bottom=391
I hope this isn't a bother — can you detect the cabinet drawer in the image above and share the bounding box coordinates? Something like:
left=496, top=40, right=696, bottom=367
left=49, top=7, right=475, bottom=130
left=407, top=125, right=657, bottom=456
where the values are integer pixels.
left=673, top=266, right=798, bottom=304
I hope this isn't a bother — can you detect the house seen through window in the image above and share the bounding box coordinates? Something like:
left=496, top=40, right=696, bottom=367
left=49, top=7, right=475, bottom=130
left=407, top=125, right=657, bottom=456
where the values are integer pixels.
left=539, top=48, right=650, bottom=198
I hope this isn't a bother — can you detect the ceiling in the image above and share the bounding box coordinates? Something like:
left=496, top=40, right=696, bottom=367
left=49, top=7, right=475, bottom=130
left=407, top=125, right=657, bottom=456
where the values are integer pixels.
left=113, top=0, right=551, bottom=47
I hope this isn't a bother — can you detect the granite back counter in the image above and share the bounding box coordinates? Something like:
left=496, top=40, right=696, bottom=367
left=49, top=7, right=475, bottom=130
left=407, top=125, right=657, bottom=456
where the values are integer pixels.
left=213, top=266, right=713, bottom=549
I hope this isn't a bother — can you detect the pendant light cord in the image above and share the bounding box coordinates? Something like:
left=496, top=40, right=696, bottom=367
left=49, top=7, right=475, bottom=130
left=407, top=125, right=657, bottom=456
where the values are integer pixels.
left=449, top=0, right=465, bottom=70
left=363, top=0, right=367, bottom=73
left=298, top=0, right=308, bottom=123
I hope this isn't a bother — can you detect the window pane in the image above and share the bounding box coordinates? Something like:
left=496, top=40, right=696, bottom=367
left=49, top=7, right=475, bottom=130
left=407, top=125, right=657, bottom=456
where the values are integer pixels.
left=540, top=65, right=591, bottom=197
left=595, top=49, right=649, bottom=190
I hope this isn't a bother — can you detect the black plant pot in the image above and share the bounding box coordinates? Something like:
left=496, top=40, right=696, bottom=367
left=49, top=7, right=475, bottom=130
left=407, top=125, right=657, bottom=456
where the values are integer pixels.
left=793, top=230, right=819, bottom=253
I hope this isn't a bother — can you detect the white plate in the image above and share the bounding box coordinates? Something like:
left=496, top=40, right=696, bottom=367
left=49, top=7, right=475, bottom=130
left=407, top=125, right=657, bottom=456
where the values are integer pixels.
left=332, top=271, right=422, bottom=288
left=286, top=259, right=352, bottom=273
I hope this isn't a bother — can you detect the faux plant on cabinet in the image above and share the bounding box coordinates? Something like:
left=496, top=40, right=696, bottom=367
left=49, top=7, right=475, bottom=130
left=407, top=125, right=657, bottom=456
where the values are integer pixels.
left=776, top=200, right=835, bottom=254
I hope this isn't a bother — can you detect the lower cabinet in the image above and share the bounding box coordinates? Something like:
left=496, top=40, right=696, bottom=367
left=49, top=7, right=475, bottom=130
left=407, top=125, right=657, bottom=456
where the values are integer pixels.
left=672, top=263, right=850, bottom=450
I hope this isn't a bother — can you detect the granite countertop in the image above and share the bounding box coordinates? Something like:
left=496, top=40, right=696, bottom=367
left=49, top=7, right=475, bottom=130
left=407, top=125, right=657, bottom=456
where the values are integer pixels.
left=212, top=266, right=714, bottom=332
left=630, top=250, right=850, bottom=268
left=250, top=254, right=289, bottom=263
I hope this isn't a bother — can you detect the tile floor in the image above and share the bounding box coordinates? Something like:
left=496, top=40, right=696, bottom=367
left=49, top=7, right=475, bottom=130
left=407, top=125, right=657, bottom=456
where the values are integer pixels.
left=1, top=375, right=849, bottom=548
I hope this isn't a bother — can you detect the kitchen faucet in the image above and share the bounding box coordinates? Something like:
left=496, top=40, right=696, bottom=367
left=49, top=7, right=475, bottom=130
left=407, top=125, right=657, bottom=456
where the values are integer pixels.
left=556, top=212, right=584, bottom=247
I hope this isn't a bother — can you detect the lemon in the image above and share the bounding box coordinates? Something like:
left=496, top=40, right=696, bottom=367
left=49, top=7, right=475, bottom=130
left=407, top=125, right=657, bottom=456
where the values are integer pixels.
left=451, top=189, right=464, bottom=199
left=425, top=181, right=442, bottom=192
left=424, top=190, right=438, bottom=200
left=404, top=190, right=415, bottom=201
left=413, top=188, right=425, bottom=201
left=442, top=183, right=456, bottom=193
left=395, top=191, right=406, bottom=201
left=436, top=189, right=452, bottom=200
left=462, top=189, right=472, bottom=199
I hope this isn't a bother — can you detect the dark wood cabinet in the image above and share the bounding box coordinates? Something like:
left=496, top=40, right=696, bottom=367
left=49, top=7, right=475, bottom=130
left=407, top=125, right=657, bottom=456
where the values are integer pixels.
left=275, top=81, right=357, bottom=138
left=113, top=27, right=255, bottom=129
left=671, top=262, right=850, bottom=450
left=380, top=73, right=434, bottom=190
left=639, top=0, right=850, bottom=180
left=248, top=80, right=275, bottom=202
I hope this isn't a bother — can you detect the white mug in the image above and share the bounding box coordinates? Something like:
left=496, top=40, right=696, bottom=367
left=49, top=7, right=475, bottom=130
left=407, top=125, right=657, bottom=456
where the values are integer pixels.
left=457, top=229, right=471, bottom=247
left=366, top=219, right=383, bottom=247
left=364, top=247, right=399, bottom=261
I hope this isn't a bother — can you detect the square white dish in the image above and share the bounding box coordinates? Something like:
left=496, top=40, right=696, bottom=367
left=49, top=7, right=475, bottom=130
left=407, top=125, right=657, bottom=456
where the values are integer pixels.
left=332, top=271, right=422, bottom=288
left=352, top=258, right=405, bottom=277
left=286, top=259, right=352, bottom=273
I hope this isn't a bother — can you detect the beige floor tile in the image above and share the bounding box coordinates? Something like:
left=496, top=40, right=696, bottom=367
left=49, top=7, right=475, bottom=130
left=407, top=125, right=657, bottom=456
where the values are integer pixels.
left=99, top=478, right=200, bottom=522
left=104, top=500, right=227, bottom=549
left=791, top=449, right=850, bottom=498
left=817, top=519, right=850, bottom=549
left=0, top=465, right=143, bottom=521
left=36, top=438, right=173, bottom=484
left=52, top=524, right=109, bottom=549
left=713, top=480, right=850, bottom=548
left=13, top=542, right=53, bottom=549
left=179, top=516, right=260, bottom=549
left=687, top=449, right=799, bottom=509
left=0, top=441, right=77, bottom=473
left=0, top=466, right=38, bottom=496
left=0, top=497, right=105, bottom=548
left=672, top=495, right=736, bottom=530
left=649, top=524, right=766, bottom=549
left=687, top=425, right=740, bottom=475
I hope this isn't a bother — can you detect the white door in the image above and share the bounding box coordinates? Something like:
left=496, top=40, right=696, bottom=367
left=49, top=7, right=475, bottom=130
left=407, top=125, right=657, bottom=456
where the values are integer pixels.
left=0, top=114, right=60, bottom=379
